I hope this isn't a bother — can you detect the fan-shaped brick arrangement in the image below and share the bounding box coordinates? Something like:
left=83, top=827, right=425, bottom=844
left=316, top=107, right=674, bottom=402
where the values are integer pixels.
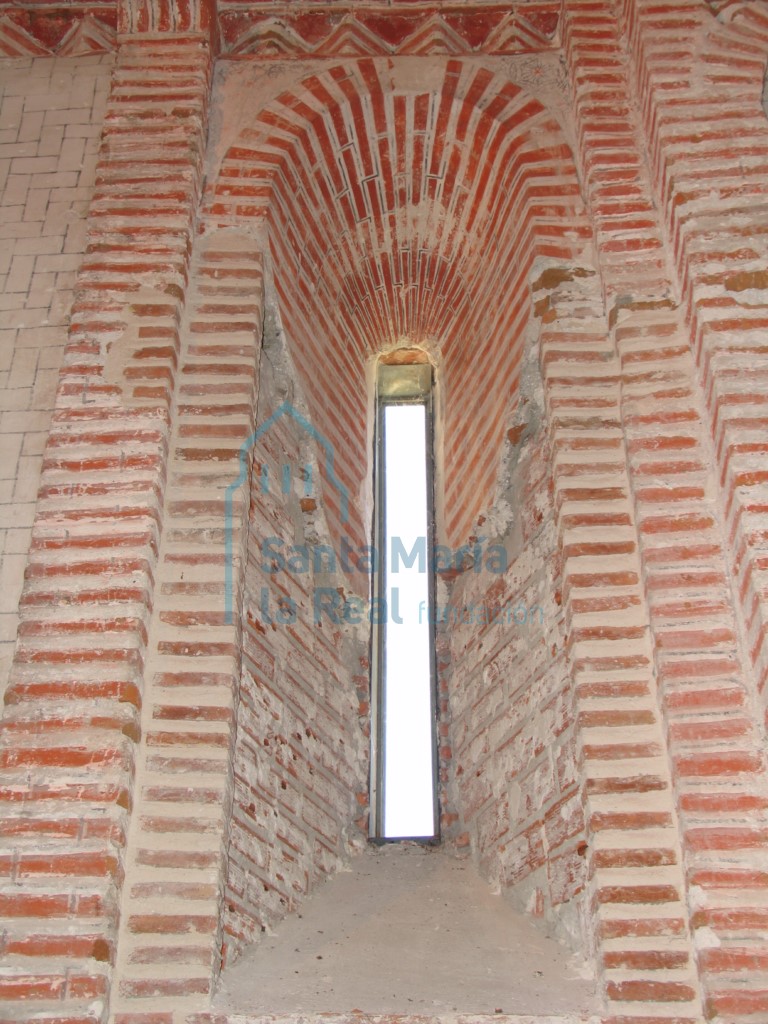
left=209, top=58, right=589, bottom=552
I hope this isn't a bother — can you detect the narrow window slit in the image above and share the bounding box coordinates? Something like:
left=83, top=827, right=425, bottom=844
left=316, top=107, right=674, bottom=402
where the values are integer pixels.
left=370, top=359, right=438, bottom=841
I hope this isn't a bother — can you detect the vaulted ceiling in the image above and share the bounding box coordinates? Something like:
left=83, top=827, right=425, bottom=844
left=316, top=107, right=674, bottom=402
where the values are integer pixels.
left=208, top=58, right=589, bottom=552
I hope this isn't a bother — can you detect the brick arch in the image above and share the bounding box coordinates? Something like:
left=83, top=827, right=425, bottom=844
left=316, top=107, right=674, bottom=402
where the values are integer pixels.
left=209, top=58, right=591, bottom=551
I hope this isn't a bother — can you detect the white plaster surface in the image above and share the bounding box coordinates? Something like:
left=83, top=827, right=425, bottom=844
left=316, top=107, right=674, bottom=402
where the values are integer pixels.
left=215, top=844, right=596, bottom=1016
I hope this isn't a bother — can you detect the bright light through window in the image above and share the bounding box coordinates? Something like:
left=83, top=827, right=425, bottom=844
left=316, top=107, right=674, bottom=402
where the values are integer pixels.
left=382, top=404, right=435, bottom=838
left=371, top=359, right=438, bottom=842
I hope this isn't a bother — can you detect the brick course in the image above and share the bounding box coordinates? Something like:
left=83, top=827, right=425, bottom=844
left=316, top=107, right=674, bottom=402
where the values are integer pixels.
left=0, top=54, right=112, bottom=702
left=1, top=36, right=211, bottom=1024
left=2, top=2, right=768, bottom=1022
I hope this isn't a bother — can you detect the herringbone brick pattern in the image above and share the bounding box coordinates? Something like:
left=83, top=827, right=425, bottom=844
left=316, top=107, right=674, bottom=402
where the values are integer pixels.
left=0, top=54, right=112, bottom=698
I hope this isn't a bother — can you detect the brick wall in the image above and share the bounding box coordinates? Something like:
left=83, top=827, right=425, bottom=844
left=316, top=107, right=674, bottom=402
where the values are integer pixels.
left=581, top=0, right=768, bottom=1011
left=3, top=2, right=768, bottom=1023
left=0, top=54, right=112, bottom=700
left=621, top=1, right=768, bottom=1016
left=0, top=37, right=213, bottom=1024
left=222, top=361, right=369, bottom=962
left=208, top=58, right=589, bottom=554
left=446, top=383, right=586, bottom=944
left=208, top=58, right=602, bottom=975
left=107, top=227, right=262, bottom=1018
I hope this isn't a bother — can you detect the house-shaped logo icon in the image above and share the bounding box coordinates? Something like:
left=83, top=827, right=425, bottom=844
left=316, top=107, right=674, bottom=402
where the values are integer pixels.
left=224, top=401, right=350, bottom=623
